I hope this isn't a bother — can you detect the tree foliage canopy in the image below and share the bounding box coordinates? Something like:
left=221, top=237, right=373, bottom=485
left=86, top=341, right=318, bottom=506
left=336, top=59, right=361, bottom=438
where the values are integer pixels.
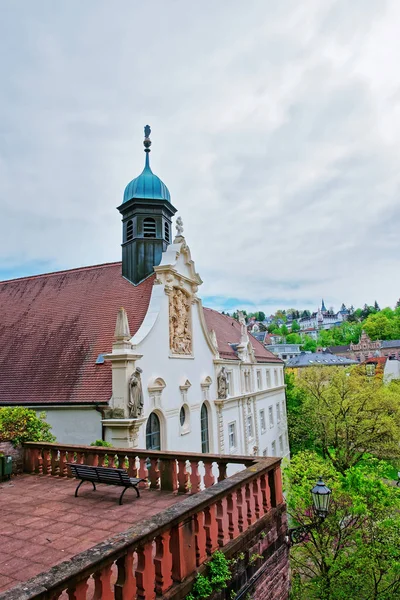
left=293, top=366, right=400, bottom=473
left=0, top=407, right=55, bottom=446
left=285, top=452, right=400, bottom=600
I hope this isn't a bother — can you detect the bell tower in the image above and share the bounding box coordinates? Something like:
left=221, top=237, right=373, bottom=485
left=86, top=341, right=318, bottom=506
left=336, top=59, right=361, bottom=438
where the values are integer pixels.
left=117, top=125, right=177, bottom=285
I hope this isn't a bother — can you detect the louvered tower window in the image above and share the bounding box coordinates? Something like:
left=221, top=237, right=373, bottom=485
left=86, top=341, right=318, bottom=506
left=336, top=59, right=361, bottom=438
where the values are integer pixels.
left=164, top=222, right=170, bottom=243
left=126, top=220, right=133, bottom=241
left=143, top=217, right=156, bottom=238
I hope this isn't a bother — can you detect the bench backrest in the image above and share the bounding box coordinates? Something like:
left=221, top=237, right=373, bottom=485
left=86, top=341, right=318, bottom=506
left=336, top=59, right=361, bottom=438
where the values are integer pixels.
left=68, top=463, right=131, bottom=486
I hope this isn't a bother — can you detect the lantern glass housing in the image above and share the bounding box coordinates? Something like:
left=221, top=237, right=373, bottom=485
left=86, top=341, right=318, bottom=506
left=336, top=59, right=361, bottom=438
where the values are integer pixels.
left=311, top=477, right=331, bottom=519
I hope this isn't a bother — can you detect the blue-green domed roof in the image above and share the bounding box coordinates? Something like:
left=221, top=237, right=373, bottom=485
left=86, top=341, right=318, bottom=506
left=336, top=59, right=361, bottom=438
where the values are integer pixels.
left=123, top=151, right=171, bottom=203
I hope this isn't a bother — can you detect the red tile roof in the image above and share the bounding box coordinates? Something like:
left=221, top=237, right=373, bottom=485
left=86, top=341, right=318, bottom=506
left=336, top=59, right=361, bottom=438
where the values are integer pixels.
left=203, top=308, right=282, bottom=363
left=0, top=263, right=154, bottom=405
left=362, top=357, right=387, bottom=365
left=0, top=263, right=281, bottom=407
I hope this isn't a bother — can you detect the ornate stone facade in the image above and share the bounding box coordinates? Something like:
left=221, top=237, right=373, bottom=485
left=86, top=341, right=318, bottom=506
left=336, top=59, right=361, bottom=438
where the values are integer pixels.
left=350, top=330, right=381, bottom=362
left=169, top=287, right=192, bottom=355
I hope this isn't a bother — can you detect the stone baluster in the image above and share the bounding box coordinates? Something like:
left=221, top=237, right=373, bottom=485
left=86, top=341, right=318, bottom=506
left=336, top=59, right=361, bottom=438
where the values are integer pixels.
left=127, top=455, right=138, bottom=478
left=252, top=477, right=261, bottom=519
left=217, top=461, right=227, bottom=482
left=177, top=459, right=189, bottom=494
left=204, top=504, right=219, bottom=555
left=189, top=460, right=201, bottom=494
left=154, top=531, right=173, bottom=595
left=50, top=449, right=59, bottom=476
left=138, top=457, right=148, bottom=487
left=274, top=466, right=284, bottom=505
left=107, top=453, right=116, bottom=468
left=194, top=510, right=207, bottom=566
left=149, top=458, right=160, bottom=490
left=227, top=492, right=239, bottom=539
left=115, top=549, right=136, bottom=599
left=42, top=448, right=51, bottom=475
left=245, top=482, right=257, bottom=527
left=260, top=473, right=271, bottom=514
left=97, top=453, right=106, bottom=468
left=86, top=452, right=99, bottom=467
left=135, top=542, right=156, bottom=600
left=159, top=458, right=178, bottom=492
left=77, top=452, right=85, bottom=465
left=92, top=564, right=113, bottom=600
left=216, top=497, right=230, bottom=547
left=117, top=453, right=126, bottom=470
left=37, top=448, right=43, bottom=474
left=59, top=450, right=67, bottom=477
left=203, top=461, right=215, bottom=488
left=170, top=519, right=197, bottom=583
left=67, top=577, right=89, bottom=600
left=236, top=485, right=245, bottom=533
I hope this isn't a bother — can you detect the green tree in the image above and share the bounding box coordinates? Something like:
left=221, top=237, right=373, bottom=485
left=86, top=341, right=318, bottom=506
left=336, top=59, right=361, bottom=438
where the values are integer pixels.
left=255, top=311, right=266, bottom=322
left=363, top=312, right=397, bottom=340
left=280, top=324, right=289, bottom=336
left=291, top=320, right=300, bottom=332
left=300, top=337, right=317, bottom=352
left=286, top=333, right=302, bottom=344
left=285, top=373, right=317, bottom=454
left=0, top=407, right=55, bottom=446
left=296, top=366, right=400, bottom=473
left=285, top=452, right=400, bottom=600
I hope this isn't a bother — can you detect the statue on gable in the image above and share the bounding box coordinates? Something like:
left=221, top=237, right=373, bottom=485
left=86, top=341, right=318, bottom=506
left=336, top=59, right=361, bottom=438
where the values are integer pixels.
left=128, top=367, right=144, bottom=418
left=217, top=366, right=228, bottom=399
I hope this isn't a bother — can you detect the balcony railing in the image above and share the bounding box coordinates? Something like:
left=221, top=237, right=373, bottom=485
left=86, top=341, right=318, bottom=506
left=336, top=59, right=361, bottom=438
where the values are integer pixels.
left=2, top=443, right=284, bottom=600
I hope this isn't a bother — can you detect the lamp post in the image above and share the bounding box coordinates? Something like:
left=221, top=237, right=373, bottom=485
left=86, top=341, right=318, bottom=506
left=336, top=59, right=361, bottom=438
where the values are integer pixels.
left=288, top=477, right=332, bottom=545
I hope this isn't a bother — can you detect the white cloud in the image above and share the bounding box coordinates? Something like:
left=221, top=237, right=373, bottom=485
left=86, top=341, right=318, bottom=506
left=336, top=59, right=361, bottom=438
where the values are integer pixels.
left=0, top=0, right=399, bottom=313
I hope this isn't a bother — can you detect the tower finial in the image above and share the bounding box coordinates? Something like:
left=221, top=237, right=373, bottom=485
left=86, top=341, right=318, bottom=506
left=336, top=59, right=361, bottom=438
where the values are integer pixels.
left=143, top=125, right=151, bottom=153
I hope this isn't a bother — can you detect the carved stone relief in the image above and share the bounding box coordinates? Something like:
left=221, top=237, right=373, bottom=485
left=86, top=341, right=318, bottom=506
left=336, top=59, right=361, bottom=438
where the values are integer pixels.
left=217, top=367, right=228, bottom=399
left=169, top=287, right=192, bottom=355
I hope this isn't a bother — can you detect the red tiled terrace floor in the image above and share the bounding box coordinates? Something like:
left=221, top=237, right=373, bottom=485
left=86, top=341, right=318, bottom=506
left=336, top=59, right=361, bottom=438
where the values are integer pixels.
left=0, top=474, right=183, bottom=594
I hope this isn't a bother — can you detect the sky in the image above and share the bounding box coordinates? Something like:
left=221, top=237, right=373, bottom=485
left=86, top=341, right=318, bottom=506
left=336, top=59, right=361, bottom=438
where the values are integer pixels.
left=0, top=0, right=399, bottom=315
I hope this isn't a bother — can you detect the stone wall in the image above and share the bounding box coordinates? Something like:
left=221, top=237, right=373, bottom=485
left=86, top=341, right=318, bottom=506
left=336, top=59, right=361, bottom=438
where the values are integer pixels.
left=0, top=441, right=23, bottom=474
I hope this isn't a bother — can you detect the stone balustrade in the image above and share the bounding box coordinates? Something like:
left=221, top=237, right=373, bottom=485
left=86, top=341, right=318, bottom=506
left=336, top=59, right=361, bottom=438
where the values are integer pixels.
left=3, top=443, right=285, bottom=600
left=23, top=442, right=257, bottom=493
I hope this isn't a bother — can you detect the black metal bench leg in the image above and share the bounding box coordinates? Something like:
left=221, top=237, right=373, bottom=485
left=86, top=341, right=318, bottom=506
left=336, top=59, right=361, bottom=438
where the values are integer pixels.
left=75, top=480, right=96, bottom=497
left=134, top=485, right=140, bottom=498
left=119, top=487, right=129, bottom=505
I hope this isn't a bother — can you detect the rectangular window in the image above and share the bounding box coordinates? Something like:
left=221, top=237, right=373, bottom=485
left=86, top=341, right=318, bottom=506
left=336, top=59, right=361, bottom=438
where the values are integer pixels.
left=276, top=403, right=281, bottom=423
left=274, top=369, right=278, bottom=387
left=279, top=435, right=283, bottom=454
left=260, top=409, right=266, bottom=433
left=247, top=415, right=254, bottom=439
left=268, top=406, right=274, bottom=428
left=256, top=370, right=262, bottom=390
left=226, top=371, right=233, bottom=396
left=266, top=370, right=271, bottom=388
left=271, top=441, right=276, bottom=456
left=228, top=422, right=237, bottom=450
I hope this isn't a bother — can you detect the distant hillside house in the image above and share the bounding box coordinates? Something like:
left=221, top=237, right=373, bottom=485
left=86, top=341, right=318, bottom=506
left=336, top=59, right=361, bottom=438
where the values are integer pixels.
left=265, top=344, right=302, bottom=362
left=299, top=299, right=348, bottom=332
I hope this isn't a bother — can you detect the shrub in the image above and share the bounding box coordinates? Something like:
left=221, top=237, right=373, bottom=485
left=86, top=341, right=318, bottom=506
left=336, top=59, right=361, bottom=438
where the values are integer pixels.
left=0, top=407, right=55, bottom=446
left=90, top=439, right=113, bottom=447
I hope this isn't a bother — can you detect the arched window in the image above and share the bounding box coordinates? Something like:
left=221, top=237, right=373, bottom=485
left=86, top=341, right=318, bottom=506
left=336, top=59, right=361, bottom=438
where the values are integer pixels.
left=146, top=412, right=161, bottom=450
left=143, top=217, right=156, bottom=238
left=164, top=222, right=170, bottom=243
left=126, top=220, right=133, bottom=241
left=200, top=403, right=209, bottom=453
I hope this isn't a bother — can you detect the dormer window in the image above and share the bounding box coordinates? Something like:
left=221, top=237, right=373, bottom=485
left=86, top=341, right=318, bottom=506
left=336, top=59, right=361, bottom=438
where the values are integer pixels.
left=164, top=222, right=170, bottom=243
left=143, top=217, right=156, bottom=238
left=126, top=220, right=133, bottom=241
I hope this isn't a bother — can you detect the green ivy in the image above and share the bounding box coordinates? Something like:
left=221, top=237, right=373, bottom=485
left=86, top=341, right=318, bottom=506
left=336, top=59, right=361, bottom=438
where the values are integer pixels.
left=90, top=439, right=113, bottom=447
left=186, top=550, right=232, bottom=599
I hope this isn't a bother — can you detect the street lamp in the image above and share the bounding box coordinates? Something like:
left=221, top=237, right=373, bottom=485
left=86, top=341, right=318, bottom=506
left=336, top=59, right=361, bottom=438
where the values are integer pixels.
left=288, top=477, right=332, bottom=545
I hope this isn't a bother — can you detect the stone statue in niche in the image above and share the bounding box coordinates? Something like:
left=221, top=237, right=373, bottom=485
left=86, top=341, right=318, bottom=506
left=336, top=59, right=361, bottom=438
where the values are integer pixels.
left=128, top=367, right=144, bottom=418
left=169, top=288, right=192, bottom=354
left=217, top=366, right=228, bottom=399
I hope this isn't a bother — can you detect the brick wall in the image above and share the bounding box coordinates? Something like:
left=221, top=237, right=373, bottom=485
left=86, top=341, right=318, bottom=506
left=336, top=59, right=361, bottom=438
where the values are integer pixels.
left=0, top=441, right=23, bottom=474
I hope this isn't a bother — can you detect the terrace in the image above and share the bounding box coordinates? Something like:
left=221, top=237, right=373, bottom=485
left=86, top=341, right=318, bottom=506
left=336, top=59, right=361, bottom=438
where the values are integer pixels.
left=0, top=443, right=287, bottom=600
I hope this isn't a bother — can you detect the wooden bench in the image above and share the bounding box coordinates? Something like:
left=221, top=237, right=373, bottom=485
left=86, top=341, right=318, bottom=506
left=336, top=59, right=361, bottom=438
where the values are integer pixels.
left=67, top=463, right=146, bottom=505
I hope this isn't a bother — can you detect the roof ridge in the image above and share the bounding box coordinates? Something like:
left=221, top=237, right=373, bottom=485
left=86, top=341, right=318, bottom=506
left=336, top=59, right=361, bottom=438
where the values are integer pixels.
left=0, top=261, right=122, bottom=285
